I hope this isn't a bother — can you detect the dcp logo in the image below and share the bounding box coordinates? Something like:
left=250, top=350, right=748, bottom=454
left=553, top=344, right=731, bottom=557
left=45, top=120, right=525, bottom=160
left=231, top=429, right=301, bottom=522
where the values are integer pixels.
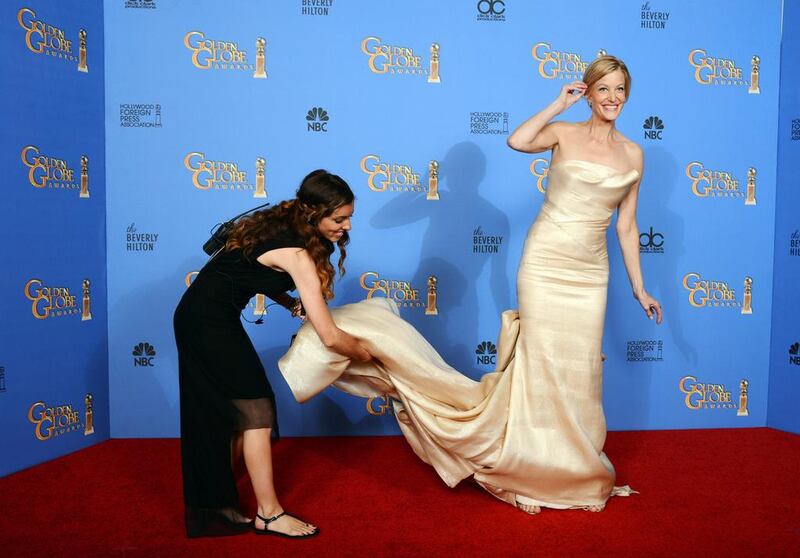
left=477, top=0, right=505, bottom=15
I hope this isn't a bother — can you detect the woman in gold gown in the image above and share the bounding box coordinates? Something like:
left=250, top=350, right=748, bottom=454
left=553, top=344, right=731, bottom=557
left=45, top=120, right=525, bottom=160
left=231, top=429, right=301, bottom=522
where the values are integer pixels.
left=280, top=56, right=662, bottom=513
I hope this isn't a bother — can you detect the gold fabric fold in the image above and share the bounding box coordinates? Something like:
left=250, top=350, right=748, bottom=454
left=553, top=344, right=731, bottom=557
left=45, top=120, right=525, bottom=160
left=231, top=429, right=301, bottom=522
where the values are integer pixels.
left=279, top=160, right=639, bottom=510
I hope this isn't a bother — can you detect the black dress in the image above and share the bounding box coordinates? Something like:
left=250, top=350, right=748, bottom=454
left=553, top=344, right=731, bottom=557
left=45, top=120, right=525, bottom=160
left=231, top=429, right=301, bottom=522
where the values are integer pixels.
left=173, top=230, right=305, bottom=537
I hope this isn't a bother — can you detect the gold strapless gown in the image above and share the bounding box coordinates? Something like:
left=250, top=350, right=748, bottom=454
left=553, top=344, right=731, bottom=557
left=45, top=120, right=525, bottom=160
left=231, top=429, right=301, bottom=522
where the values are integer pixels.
left=279, top=160, right=639, bottom=510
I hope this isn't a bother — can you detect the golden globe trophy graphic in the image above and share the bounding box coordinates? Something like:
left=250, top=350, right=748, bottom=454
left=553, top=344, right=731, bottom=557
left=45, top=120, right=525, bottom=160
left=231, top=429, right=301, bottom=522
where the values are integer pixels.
left=254, top=157, right=267, bottom=198
left=745, top=167, right=757, bottom=206
left=81, top=279, right=92, bottom=321
left=84, top=393, right=95, bottom=435
left=79, top=155, right=89, bottom=198
left=741, top=276, right=753, bottom=315
left=78, top=29, right=88, bottom=73
left=737, top=379, right=750, bottom=416
left=254, top=37, right=267, bottom=79
left=425, top=275, right=439, bottom=316
left=427, top=160, right=440, bottom=201
left=748, top=55, right=760, bottom=94
left=428, top=43, right=441, bottom=84
left=597, top=48, right=607, bottom=58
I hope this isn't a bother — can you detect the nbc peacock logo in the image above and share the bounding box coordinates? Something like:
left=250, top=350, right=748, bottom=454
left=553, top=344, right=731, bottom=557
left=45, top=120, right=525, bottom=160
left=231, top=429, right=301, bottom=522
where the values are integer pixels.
left=476, top=340, right=497, bottom=366
left=132, top=342, right=156, bottom=367
left=306, top=107, right=329, bottom=132
left=789, top=342, right=800, bottom=366
left=643, top=116, right=664, bottom=140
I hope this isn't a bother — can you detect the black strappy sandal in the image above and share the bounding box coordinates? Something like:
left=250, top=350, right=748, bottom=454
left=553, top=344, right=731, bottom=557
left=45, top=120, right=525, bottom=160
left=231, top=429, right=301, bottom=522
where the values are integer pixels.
left=253, top=512, right=319, bottom=539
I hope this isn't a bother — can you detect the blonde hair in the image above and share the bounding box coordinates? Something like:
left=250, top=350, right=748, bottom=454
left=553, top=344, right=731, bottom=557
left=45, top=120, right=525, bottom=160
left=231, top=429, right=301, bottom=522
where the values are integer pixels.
left=583, top=55, right=632, bottom=99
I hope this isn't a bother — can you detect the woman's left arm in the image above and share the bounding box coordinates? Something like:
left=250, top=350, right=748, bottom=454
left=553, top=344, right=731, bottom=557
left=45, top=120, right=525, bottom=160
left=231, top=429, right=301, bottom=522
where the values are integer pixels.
left=615, top=147, right=663, bottom=324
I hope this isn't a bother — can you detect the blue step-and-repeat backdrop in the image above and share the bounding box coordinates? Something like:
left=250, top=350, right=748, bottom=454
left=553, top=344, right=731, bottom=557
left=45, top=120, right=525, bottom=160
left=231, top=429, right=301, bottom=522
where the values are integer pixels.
left=1, top=0, right=108, bottom=476
left=103, top=0, right=783, bottom=438
left=3, top=1, right=797, bottom=479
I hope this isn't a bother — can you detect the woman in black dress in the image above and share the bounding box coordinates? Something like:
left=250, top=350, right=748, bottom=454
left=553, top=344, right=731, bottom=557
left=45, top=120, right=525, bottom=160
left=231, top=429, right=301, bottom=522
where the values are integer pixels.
left=174, top=170, right=371, bottom=538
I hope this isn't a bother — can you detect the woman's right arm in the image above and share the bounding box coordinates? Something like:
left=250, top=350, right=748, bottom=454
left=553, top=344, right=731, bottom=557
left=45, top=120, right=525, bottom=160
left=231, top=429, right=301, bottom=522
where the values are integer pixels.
left=260, top=247, right=371, bottom=362
left=506, top=81, right=586, bottom=153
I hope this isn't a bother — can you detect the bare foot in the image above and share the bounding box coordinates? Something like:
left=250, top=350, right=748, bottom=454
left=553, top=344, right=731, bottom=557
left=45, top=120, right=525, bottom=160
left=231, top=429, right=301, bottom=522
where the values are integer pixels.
left=515, top=501, right=541, bottom=515
left=255, top=510, right=317, bottom=537
left=583, top=504, right=605, bottom=513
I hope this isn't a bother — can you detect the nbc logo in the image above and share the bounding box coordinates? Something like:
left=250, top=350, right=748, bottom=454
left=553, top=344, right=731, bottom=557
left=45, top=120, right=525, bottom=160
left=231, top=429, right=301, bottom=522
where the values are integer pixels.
left=476, top=340, right=497, bottom=365
left=643, top=116, right=664, bottom=140
left=789, top=342, right=800, bottom=366
left=133, top=342, right=156, bottom=367
left=306, top=107, right=329, bottom=132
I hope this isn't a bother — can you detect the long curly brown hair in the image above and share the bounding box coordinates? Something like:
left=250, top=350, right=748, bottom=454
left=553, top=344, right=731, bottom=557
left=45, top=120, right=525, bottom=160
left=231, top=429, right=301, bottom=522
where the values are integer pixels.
left=224, top=169, right=354, bottom=300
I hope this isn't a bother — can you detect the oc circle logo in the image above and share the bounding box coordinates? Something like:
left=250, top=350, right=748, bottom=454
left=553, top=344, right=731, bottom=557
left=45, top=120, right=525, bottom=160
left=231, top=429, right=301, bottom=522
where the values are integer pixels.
left=477, top=0, right=505, bottom=15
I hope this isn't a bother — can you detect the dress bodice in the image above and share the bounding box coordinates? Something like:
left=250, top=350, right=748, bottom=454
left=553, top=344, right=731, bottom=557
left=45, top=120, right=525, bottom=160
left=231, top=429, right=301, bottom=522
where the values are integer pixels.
left=542, top=160, right=639, bottom=226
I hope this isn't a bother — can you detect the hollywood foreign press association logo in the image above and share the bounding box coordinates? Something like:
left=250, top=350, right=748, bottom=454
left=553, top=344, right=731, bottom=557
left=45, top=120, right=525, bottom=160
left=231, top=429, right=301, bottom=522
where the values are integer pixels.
left=643, top=116, right=664, bottom=140
left=119, top=104, right=162, bottom=128
left=789, top=343, right=800, bottom=366
left=627, top=340, right=663, bottom=362
left=477, top=0, right=506, bottom=22
left=133, top=342, right=156, bottom=367
left=476, top=341, right=497, bottom=366
left=306, top=107, right=329, bottom=132
left=470, top=112, right=509, bottom=135
left=639, top=226, right=664, bottom=254
left=640, top=2, right=669, bottom=29
left=792, top=119, right=800, bottom=140
left=301, top=0, right=332, bottom=16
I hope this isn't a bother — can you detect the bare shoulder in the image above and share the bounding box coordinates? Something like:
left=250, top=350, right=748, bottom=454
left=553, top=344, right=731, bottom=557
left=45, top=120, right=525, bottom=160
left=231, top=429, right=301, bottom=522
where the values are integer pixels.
left=618, top=135, right=644, bottom=172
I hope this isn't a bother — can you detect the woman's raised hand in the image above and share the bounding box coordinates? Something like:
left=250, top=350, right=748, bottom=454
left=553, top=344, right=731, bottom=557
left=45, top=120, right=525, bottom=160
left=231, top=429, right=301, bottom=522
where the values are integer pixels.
left=556, top=81, right=587, bottom=112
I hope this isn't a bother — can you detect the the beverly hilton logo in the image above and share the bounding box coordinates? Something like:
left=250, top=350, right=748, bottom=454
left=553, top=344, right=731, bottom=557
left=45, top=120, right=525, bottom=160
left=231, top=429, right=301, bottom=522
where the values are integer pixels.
left=686, top=162, right=757, bottom=205
left=679, top=375, right=750, bottom=415
left=530, top=158, right=550, bottom=193
left=688, top=49, right=760, bottom=93
left=184, top=152, right=266, bottom=197
left=21, top=146, right=89, bottom=197
left=360, top=155, right=438, bottom=199
left=682, top=273, right=753, bottom=313
left=27, top=393, right=95, bottom=441
left=361, top=37, right=440, bottom=82
left=184, top=31, right=266, bottom=76
left=17, top=8, right=84, bottom=69
left=360, top=271, right=434, bottom=311
left=532, top=42, right=590, bottom=80
left=24, top=278, right=93, bottom=320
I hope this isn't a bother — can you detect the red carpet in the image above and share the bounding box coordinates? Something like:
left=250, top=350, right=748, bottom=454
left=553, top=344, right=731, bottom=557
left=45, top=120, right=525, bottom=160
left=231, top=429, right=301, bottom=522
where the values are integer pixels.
left=1, top=428, right=798, bottom=557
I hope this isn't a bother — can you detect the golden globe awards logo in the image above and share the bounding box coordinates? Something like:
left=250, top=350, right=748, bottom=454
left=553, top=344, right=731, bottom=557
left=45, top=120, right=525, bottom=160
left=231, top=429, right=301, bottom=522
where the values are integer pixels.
left=23, top=278, right=86, bottom=319
left=360, top=37, right=440, bottom=82
left=678, top=375, right=736, bottom=411
left=685, top=162, right=751, bottom=202
left=360, top=155, right=428, bottom=195
left=27, top=394, right=95, bottom=441
left=688, top=50, right=760, bottom=93
left=21, top=146, right=87, bottom=195
left=682, top=273, right=748, bottom=310
left=532, top=42, right=589, bottom=80
left=530, top=158, right=549, bottom=193
left=184, top=152, right=265, bottom=197
left=183, top=31, right=264, bottom=75
left=360, top=271, right=424, bottom=309
left=17, top=8, right=79, bottom=66
left=366, top=395, right=393, bottom=416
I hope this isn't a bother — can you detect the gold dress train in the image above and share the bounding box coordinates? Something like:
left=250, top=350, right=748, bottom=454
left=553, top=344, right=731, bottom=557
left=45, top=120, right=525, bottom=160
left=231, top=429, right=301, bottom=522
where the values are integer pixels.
left=279, top=160, right=639, bottom=510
